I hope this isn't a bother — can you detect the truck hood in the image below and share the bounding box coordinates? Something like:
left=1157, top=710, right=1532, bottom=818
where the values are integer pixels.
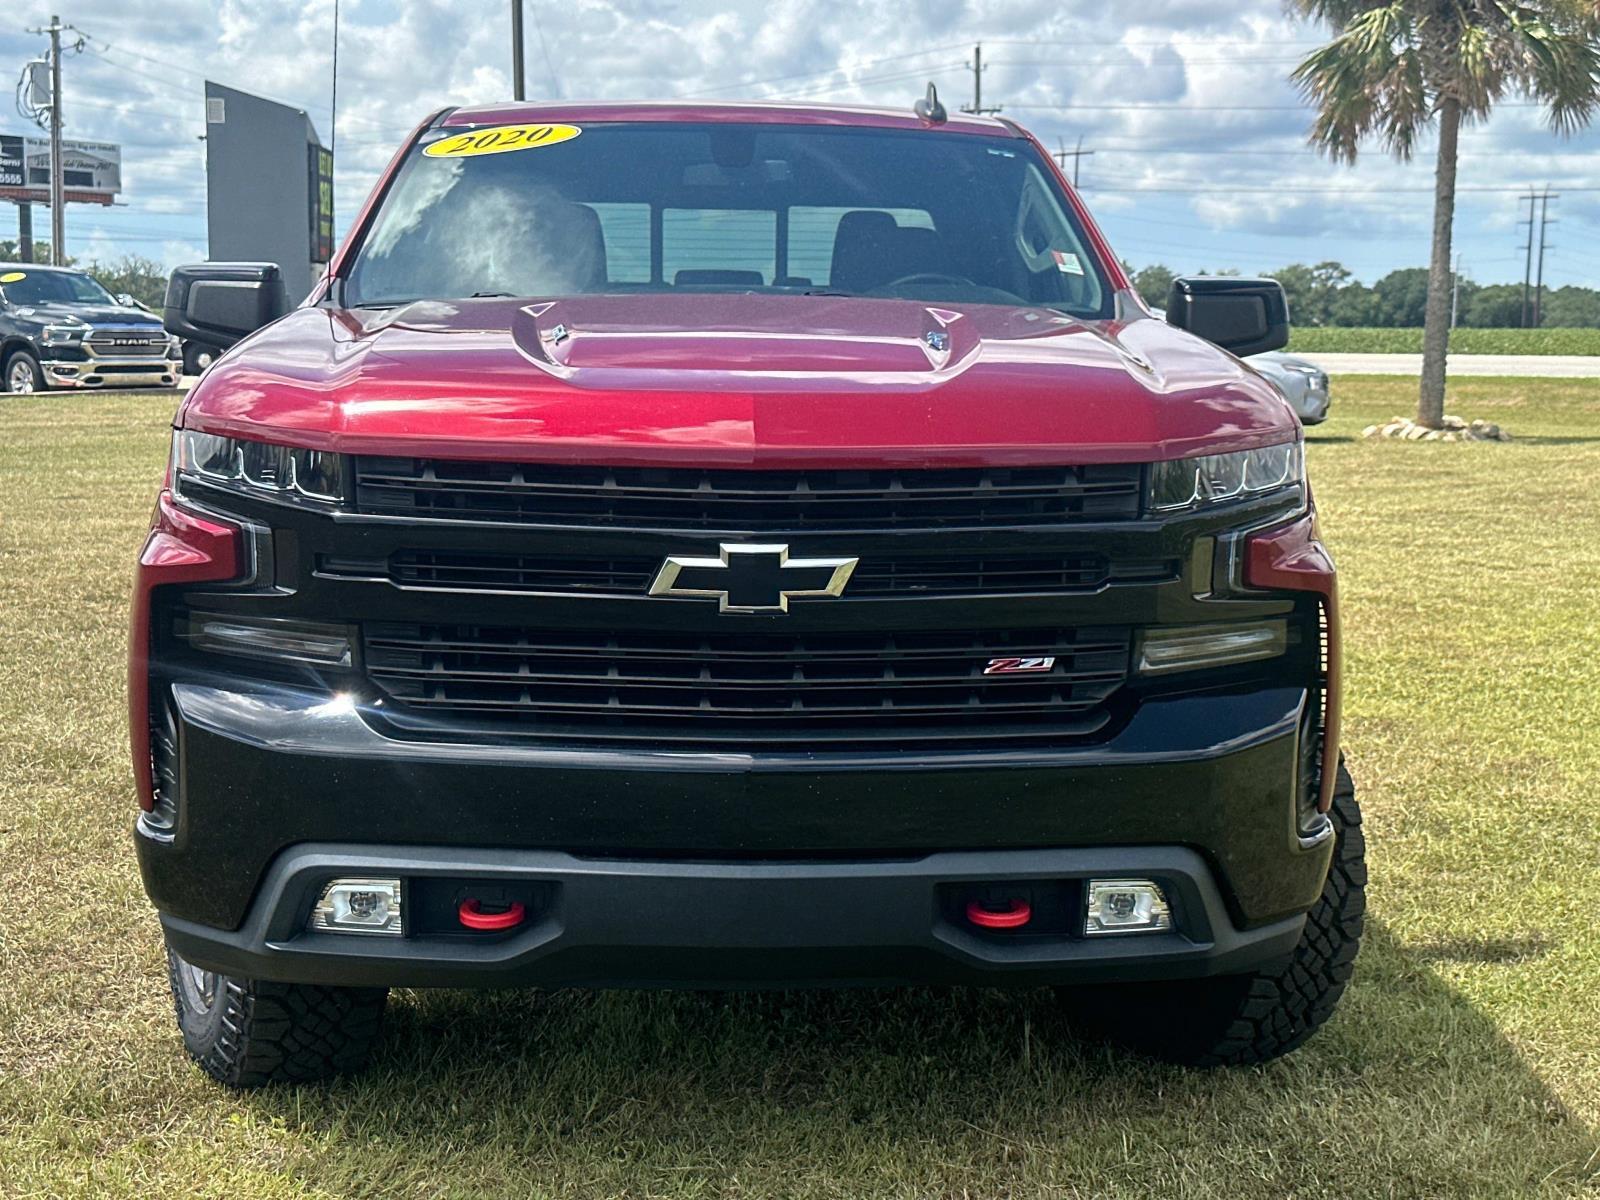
left=183, top=294, right=1297, bottom=467
left=11, top=301, right=163, bottom=328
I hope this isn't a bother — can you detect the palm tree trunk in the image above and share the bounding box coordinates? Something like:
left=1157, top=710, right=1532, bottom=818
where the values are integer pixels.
left=1418, top=94, right=1461, bottom=428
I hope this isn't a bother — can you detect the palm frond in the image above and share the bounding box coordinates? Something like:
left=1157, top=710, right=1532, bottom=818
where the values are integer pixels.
left=1287, top=0, right=1600, bottom=158
left=1290, top=2, right=1429, bottom=161
left=1491, top=0, right=1600, bottom=134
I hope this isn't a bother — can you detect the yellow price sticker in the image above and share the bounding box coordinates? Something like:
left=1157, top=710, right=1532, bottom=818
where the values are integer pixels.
left=0, top=271, right=25, bottom=284
left=423, top=123, right=582, bottom=159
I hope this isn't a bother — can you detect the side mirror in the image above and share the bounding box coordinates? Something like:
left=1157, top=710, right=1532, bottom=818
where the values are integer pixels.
left=1164, top=277, right=1289, bottom=358
left=116, top=292, right=137, bottom=307
left=163, top=262, right=290, bottom=351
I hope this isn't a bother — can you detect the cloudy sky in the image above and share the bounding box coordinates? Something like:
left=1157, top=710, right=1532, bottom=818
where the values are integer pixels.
left=4, top=0, right=1598, bottom=289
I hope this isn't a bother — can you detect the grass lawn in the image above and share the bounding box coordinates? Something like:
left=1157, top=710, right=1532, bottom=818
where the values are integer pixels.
left=1, top=378, right=1598, bottom=1198
left=1286, top=327, right=1600, bottom=356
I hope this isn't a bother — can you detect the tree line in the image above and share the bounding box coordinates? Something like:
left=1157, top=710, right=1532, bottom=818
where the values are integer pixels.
left=1127, top=261, right=1600, bottom=330
left=8, top=238, right=1599, bottom=332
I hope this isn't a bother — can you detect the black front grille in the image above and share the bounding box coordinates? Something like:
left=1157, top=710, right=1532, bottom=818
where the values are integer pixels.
left=323, top=549, right=1177, bottom=599
left=363, top=623, right=1132, bottom=747
left=354, top=458, right=1145, bottom=530
left=86, top=332, right=167, bottom=357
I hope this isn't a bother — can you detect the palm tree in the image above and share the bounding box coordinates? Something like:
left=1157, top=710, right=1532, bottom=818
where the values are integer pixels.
left=1287, top=0, right=1600, bottom=428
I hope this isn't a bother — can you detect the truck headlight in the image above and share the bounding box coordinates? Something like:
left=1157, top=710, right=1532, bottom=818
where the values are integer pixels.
left=1148, top=443, right=1303, bottom=512
left=173, top=430, right=347, bottom=506
left=41, top=324, right=85, bottom=345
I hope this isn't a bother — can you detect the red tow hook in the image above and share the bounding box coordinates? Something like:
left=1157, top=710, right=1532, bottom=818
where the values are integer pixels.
left=458, top=898, right=527, bottom=931
left=966, top=897, right=1032, bottom=930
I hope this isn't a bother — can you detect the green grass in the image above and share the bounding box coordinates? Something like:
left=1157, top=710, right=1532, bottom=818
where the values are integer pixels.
left=1286, top=327, right=1600, bottom=355
left=2, top=380, right=1599, bottom=1198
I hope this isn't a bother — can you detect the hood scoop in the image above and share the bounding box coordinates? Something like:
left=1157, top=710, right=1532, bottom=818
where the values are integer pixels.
left=512, top=297, right=979, bottom=379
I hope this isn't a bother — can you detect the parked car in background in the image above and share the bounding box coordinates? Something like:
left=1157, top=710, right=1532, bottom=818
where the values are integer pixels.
left=0, top=264, right=180, bottom=392
left=1250, top=351, right=1330, bottom=425
left=1150, top=307, right=1328, bottom=425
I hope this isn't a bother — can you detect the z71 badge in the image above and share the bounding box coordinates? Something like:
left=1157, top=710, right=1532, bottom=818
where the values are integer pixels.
left=983, top=656, right=1057, bottom=676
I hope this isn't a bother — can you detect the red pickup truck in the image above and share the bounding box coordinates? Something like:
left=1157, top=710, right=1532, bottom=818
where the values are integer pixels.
left=137, top=97, right=1363, bottom=1088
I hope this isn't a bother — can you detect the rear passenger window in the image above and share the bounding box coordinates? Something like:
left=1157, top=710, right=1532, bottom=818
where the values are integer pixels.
left=789, top=207, right=934, bottom=286
left=663, top=209, right=776, bottom=285
left=590, top=203, right=650, bottom=284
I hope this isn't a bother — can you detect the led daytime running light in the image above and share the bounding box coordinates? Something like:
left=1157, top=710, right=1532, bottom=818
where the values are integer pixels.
left=1149, top=443, right=1303, bottom=512
left=175, top=431, right=346, bottom=504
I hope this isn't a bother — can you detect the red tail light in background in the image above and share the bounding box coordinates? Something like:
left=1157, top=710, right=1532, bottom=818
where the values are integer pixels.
left=1245, top=511, right=1341, bottom=814
left=128, top=491, right=244, bottom=812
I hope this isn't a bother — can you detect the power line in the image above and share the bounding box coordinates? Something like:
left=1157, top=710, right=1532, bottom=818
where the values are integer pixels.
left=527, top=0, right=561, bottom=99
left=1080, top=181, right=1600, bottom=194
left=984, top=37, right=1331, bottom=48
left=676, top=44, right=969, bottom=98
left=989, top=56, right=1312, bottom=68
left=778, top=64, right=966, bottom=102
left=1007, top=100, right=1552, bottom=112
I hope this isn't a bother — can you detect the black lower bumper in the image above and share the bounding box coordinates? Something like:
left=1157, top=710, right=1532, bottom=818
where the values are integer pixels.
left=161, top=843, right=1307, bottom=989
left=139, top=679, right=1332, bottom=989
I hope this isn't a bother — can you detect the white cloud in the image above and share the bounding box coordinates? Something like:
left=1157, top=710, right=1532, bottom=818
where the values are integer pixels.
left=1, top=0, right=1593, bottom=284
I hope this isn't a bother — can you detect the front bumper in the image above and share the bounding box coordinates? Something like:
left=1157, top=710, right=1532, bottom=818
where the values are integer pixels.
left=161, top=842, right=1308, bottom=990
left=43, top=355, right=178, bottom=389
left=139, top=678, right=1333, bottom=989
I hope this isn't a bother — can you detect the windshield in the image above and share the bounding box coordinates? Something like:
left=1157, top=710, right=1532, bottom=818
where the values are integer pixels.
left=0, top=268, right=116, bottom=307
left=344, top=122, right=1111, bottom=317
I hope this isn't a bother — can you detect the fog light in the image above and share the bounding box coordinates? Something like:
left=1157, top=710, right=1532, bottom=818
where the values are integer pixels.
left=1084, top=879, right=1171, bottom=936
left=310, top=878, right=403, bottom=935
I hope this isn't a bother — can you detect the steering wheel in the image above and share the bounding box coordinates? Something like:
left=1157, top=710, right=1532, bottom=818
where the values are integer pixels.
left=877, top=272, right=977, bottom=291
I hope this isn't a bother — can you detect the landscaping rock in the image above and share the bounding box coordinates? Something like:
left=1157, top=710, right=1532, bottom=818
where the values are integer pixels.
left=1361, top=415, right=1513, bottom=442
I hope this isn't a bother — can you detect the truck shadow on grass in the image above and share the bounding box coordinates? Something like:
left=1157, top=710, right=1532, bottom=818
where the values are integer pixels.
left=245, top=922, right=1598, bottom=1197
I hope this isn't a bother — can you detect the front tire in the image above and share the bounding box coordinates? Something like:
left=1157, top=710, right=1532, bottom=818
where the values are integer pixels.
left=166, top=941, right=388, bottom=1088
left=1060, top=759, right=1366, bottom=1066
left=4, top=350, right=46, bottom=394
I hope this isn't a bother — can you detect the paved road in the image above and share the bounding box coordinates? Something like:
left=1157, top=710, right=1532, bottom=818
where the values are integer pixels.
left=1301, top=353, right=1600, bottom=378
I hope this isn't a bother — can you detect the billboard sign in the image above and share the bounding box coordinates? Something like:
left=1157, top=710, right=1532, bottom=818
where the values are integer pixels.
left=308, top=144, right=334, bottom=263
left=0, top=134, right=121, bottom=205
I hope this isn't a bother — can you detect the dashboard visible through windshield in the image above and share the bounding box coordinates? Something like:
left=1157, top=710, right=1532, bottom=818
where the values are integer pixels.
left=343, top=121, right=1112, bottom=317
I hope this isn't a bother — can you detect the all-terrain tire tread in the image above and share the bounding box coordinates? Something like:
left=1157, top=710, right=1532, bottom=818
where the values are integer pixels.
left=166, top=952, right=387, bottom=1088
left=1188, top=759, right=1365, bottom=1066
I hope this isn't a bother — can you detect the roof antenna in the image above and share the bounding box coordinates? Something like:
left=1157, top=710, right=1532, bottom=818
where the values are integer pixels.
left=914, top=82, right=948, bottom=124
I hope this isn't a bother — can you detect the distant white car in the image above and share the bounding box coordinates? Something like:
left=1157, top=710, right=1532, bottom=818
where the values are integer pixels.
left=1249, top=351, right=1330, bottom=425
left=1150, top=306, right=1329, bottom=424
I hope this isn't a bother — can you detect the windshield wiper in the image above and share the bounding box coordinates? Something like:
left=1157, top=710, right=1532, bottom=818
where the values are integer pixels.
left=469, top=291, right=517, bottom=298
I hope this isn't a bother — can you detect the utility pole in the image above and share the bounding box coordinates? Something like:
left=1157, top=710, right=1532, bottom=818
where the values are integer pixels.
left=1534, top=189, right=1557, bottom=329
left=44, top=15, right=65, bottom=264
left=511, top=0, right=526, bottom=101
left=1518, top=190, right=1538, bottom=328
left=961, top=44, right=1001, bottom=115
left=1054, top=136, right=1094, bottom=187
left=23, top=15, right=81, bottom=264
left=17, top=204, right=33, bottom=263
left=1450, top=252, right=1461, bottom=329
